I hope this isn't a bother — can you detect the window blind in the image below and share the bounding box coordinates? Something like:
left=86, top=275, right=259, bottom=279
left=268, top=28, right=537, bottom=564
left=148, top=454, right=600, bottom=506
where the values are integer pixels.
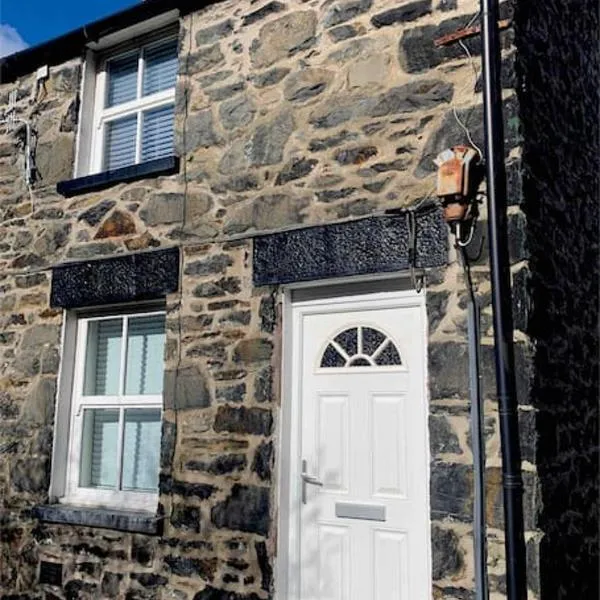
left=143, top=39, right=178, bottom=97
left=106, top=53, right=138, bottom=108
left=104, top=115, right=138, bottom=171
left=80, top=409, right=119, bottom=488
left=84, top=319, right=122, bottom=396
left=122, top=409, right=161, bottom=492
left=141, top=104, right=175, bottom=163
left=125, top=314, right=166, bottom=395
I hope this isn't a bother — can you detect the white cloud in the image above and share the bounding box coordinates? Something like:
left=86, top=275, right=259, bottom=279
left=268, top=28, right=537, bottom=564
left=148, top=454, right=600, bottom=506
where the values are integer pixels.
left=0, top=24, right=28, bottom=59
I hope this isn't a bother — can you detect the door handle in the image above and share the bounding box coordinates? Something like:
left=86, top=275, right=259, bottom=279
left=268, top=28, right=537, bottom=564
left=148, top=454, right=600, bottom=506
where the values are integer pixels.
left=301, top=459, right=323, bottom=504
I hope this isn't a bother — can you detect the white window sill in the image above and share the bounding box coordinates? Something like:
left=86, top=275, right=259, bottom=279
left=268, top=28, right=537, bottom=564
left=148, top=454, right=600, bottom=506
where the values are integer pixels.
left=32, top=504, right=161, bottom=534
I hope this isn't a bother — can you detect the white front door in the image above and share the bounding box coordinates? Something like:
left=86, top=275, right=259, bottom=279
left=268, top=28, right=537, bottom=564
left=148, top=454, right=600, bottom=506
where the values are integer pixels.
left=283, top=288, right=431, bottom=600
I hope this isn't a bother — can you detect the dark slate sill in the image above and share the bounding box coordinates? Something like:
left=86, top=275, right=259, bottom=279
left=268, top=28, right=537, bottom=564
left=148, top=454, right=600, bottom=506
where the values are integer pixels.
left=56, top=156, right=179, bottom=198
left=32, top=504, right=160, bottom=534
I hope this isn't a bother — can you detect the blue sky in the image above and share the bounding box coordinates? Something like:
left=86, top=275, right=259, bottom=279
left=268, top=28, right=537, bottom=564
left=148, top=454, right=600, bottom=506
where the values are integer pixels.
left=1, top=0, right=137, bottom=57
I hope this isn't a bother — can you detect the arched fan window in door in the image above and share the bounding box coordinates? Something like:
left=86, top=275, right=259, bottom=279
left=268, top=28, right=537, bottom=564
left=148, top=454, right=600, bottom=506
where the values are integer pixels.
left=320, top=325, right=402, bottom=368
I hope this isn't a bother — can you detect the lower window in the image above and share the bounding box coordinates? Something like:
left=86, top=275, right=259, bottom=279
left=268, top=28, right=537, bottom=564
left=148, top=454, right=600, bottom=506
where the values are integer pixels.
left=60, top=309, right=166, bottom=512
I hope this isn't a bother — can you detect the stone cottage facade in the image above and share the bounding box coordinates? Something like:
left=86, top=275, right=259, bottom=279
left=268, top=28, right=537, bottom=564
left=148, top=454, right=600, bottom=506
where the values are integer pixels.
left=0, top=0, right=596, bottom=599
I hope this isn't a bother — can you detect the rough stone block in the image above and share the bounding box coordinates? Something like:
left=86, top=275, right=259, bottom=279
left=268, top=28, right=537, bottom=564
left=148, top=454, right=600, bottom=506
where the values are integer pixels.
left=214, top=406, right=273, bottom=436
left=430, top=523, right=463, bottom=580
left=430, top=462, right=473, bottom=521
left=371, top=0, right=431, bottom=28
left=163, top=366, right=211, bottom=410
left=211, top=484, right=270, bottom=535
left=250, top=11, right=317, bottom=68
left=323, top=0, right=372, bottom=28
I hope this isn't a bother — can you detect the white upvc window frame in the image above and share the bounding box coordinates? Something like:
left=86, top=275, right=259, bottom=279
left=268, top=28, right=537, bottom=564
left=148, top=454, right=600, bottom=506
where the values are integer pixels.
left=89, top=33, right=177, bottom=175
left=59, top=308, right=165, bottom=513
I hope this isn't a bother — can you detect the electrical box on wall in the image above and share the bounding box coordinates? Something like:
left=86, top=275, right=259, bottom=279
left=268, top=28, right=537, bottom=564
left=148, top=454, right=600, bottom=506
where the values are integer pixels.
left=434, top=145, right=482, bottom=223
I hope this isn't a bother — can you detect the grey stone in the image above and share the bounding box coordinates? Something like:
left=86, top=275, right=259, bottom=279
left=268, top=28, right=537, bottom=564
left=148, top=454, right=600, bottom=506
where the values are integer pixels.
left=35, top=135, right=74, bottom=184
left=323, top=0, right=373, bottom=27
left=214, top=406, right=273, bottom=436
left=427, top=290, right=450, bottom=333
left=185, top=454, right=247, bottom=475
left=250, top=111, right=294, bottom=166
left=328, top=24, right=359, bottom=41
left=184, top=254, right=234, bottom=276
left=212, top=173, right=260, bottom=193
left=309, top=130, right=359, bottom=152
left=216, top=382, right=247, bottom=403
left=334, top=198, right=375, bottom=218
left=371, top=0, right=431, bottom=28
left=430, top=462, right=473, bottom=521
left=211, top=484, right=270, bottom=535
left=218, top=140, right=250, bottom=175
left=141, top=193, right=184, bottom=226
left=164, top=556, right=217, bottom=580
left=252, top=441, right=273, bottom=481
left=335, top=146, right=378, bottom=165
left=193, top=277, right=241, bottom=297
left=256, top=541, right=273, bottom=592
left=170, top=505, right=201, bottom=532
left=399, top=10, right=513, bottom=73
left=243, top=1, right=286, bottom=26
left=10, top=253, right=47, bottom=269
left=431, top=524, right=463, bottom=580
left=316, top=188, right=356, bottom=202
left=161, top=420, right=177, bottom=470
left=177, top=109, right=220, bottom=154
left=363, top=177, right=392, bottom=193
left=429, top=415, right=462, bottom=455
left=310, top=80, right=453, bottom=128
left=205, top=80, right=246, bottom=102
left=219, top=94, right=256, bottom=130
left=512, top=266, right=530, bottom=333
left=102, top=573, right=123, bottom=596
left=224, top=193, right=309, bottom=234
left=60, top=98, right=79, bottom=132
left=250, top=11, right=317, bottom=68
left=195, top=20, right=234, bottom=46
left=275, top=157, right=318, bottom=185
left=163, top=366, right=211, bottom=410
left=185, top=44, right=225, bottom=73
left=259, top=295, right=276, bottom=333
left=193, top=587, right=262, bottom=600
left=252, top=67, right=290, bottom=87
left=22, top=378, right=56, bottom=425
left=284, top=68, right=333, bottom=103
left=255, top=367, right=273, bottom=403
left=21, top=324, right=60, bottom=350
left=11, top=457, right=49, bottom=493
left=198, top=69, right=234, bottom=88
left=163, top=479, right=216, bottom=499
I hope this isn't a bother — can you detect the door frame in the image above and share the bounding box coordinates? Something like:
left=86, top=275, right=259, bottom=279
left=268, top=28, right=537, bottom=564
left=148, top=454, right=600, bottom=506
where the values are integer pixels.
left=275, top=275, right=432, bottom=599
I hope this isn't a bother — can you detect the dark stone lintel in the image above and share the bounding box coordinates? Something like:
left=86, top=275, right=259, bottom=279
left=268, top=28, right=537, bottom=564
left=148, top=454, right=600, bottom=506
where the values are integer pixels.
left=32, top=504, right=160, bottom=534
left=56, top=156, right=179, bottom=198
left=253, top=210, right=448, bottom=286
left=50, top=247, right=179, bottom=308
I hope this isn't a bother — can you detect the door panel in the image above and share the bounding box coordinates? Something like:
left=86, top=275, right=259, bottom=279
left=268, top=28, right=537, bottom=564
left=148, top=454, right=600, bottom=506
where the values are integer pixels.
left=289, top=293, right=431, bottom=600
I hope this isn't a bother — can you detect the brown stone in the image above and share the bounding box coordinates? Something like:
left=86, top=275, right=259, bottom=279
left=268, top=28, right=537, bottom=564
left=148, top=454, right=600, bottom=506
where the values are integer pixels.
left=94, top=210, right=136, bottom=239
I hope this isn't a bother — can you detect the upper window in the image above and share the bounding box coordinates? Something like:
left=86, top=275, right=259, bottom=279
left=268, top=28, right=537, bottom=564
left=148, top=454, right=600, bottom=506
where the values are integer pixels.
left=61, top=310, right=166, bottom=512
left=91, top=36, right=177, bottom=173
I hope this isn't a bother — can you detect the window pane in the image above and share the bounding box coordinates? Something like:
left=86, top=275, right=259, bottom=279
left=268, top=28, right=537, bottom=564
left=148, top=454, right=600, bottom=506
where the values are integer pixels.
left=141, top=104, right=174, bottom=162
left=104, top=114, right=138, bottom=171
left=122, top=408, right=161, bottom=492
left=125, top=314, right=166, bottom=395
left=143, top=39, right=178, bottom=96
left=83, top=319, right=123, bottom=396
left=106, top=52, right=138, bottom=107
left=79, top=409, right=119, bottom=489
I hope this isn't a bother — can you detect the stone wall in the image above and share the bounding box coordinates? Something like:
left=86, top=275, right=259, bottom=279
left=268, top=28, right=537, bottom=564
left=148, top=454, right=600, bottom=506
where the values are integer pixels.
left=515, top=0, right=599, bottom=597
left=0, top=0, right=540, bottom=598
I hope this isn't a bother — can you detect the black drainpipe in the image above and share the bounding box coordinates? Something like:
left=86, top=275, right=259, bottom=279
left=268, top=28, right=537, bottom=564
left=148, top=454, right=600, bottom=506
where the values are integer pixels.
left=479, top=0, right=527, bottom=598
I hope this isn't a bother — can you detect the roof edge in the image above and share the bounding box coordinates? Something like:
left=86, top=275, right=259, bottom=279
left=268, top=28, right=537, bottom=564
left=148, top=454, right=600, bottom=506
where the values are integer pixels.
left=0, top=0, right=203, bottom=84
